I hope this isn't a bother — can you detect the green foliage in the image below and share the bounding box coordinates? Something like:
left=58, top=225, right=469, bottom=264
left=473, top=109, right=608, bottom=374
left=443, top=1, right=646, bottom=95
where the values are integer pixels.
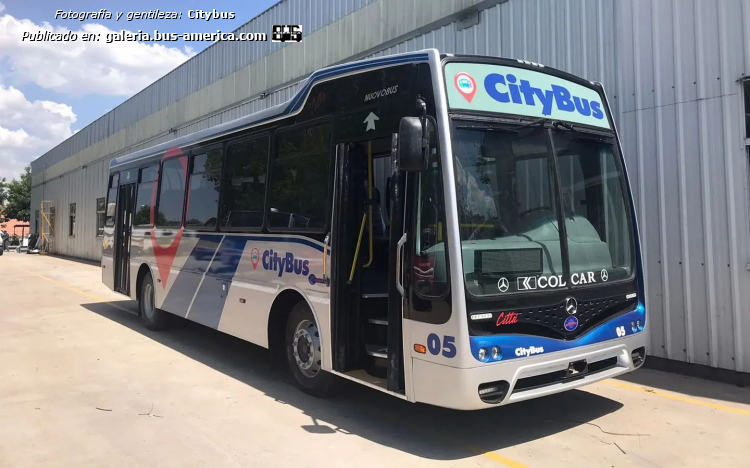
left=0, top=177, right=6, bottom=206
left=3, top=166, right=31, bottom=222
left=0, top=177, right=6, bottom=222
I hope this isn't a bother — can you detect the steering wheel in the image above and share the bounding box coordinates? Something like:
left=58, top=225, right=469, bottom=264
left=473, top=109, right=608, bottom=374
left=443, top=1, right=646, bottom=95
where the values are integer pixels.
left=518, top=206, right=552, bottom=218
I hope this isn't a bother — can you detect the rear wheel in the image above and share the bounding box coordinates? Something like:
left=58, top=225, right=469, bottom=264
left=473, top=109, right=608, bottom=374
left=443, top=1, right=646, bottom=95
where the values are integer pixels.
left=139, top=272, right=170, bottom=330
left=285, top=302, right=335, bottom=397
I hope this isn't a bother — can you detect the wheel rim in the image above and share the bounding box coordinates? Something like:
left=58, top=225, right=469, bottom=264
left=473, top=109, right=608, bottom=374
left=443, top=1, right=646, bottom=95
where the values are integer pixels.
left=292, top=319, right=321, bottom=378
left=143, top=282, right=155, bottom=319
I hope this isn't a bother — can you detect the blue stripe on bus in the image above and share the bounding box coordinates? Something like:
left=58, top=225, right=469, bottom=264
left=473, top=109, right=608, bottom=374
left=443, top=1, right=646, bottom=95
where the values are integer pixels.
left=189, top=236, right=249, bottom=329
left=161, top=235, right=223, bottom=316
left=183, top=232, right=325, bottom=253
left=469, top=304, right=646, bottom=362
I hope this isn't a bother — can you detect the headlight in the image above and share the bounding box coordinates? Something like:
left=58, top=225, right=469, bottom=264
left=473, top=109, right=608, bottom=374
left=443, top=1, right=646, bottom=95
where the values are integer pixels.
left=491, top=346, right=501, bottom=360
left=478, top=348, right=488, bottom=362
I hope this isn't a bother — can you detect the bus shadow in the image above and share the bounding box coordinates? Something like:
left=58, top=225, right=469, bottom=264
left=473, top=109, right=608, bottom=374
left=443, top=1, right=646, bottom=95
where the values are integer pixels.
left=615, top=367, right=750, bottom=406
left=82, top=300, right=624, bottom=461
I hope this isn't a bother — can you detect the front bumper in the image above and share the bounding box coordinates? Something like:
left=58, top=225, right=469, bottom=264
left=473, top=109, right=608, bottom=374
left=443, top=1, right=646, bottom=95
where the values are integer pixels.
left=411, top=332, right=648, bottom=410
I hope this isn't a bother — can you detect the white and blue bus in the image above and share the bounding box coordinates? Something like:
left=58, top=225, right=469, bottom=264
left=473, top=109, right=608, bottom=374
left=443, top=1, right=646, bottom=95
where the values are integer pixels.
left=102, top=49, right=647, bottom=410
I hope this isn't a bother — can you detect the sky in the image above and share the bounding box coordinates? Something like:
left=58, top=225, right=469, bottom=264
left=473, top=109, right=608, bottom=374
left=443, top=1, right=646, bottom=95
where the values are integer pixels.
left=0, top=0, right=278, bottom=180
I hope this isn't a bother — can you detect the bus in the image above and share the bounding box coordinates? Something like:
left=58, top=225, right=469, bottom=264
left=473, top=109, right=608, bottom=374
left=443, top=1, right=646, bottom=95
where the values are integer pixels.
left=102, top=49, right=646, bottom=410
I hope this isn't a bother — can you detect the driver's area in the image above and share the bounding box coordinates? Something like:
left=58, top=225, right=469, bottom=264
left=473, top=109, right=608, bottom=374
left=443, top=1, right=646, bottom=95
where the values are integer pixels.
left=452, top=125, right=564, bottom=296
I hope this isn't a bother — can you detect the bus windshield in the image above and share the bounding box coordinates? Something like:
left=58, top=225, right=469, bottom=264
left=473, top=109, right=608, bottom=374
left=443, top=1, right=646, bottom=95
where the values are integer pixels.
left=452, top=124, right=634, bottom=297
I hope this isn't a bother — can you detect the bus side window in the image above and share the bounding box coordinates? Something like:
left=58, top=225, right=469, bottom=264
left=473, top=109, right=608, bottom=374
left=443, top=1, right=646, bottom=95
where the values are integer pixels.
left=414, top=119, right=449, bottom=298
left=156, top=157, right=187, bottom=228
left=220, top=136, right=269, bottom=230
left=134, top=165, right=158, bottom=227
left=186, top=148, right=222, bottom=229
left=268, top=122, right=332, bottom=231
left=105, top=173, right=119, bottom=228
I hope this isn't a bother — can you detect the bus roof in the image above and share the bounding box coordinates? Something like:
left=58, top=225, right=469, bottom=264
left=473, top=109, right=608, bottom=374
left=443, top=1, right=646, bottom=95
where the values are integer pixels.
left=109, top=50, right=433, bottom=170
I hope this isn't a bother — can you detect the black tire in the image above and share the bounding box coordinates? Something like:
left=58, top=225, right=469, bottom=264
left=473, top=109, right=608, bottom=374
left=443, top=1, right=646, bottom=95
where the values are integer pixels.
left=285, top=302, right=335, bottom=397
left=139, top=272, right=171, bottom=331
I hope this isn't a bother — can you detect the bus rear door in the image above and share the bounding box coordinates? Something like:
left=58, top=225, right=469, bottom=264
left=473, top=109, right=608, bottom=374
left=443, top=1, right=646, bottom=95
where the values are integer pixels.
left=114, top=180, right=136, bottom=295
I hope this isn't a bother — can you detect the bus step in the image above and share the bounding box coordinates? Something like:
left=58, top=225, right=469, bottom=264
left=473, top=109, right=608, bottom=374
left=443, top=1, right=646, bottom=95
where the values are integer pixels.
left=365, top=344, right=388, bottom=359
left=361, top=292, right=388, bottom=299
left=368, top=318, right=388, bottom=326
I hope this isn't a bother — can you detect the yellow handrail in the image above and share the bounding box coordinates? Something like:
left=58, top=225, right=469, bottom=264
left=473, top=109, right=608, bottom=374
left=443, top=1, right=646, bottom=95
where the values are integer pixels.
left=348, top=213, right=367, bottom=283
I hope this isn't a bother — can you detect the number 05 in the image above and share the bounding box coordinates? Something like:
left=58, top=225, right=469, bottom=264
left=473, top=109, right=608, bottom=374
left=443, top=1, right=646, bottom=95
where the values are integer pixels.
left=426, top=333, right=457, bottom=358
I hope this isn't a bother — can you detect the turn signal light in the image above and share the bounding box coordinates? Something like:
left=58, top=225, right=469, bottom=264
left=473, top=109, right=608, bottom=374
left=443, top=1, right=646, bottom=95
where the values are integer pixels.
left=414, top=344, right=427, bottom=354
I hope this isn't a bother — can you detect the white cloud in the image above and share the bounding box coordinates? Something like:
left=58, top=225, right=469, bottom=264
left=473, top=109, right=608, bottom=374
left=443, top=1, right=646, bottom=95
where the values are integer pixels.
left=0, top=84, right=76, bottom=179
left=0, top=12, right=194, bottom=96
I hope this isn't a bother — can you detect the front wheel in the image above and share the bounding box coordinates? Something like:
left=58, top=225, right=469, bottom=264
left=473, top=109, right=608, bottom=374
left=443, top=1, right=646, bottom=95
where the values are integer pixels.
left=285, top=302, right=335, bottom=397
left=139, top=272, right=171, bottom=331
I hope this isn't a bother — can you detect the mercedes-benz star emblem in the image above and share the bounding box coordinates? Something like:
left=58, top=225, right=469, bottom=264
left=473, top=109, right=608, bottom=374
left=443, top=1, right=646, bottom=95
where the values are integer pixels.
left=601, top=269, right=609, bottom=282
left=497, top=277, right=509, bottom=293
left=565, top=297, right=578, bottom=315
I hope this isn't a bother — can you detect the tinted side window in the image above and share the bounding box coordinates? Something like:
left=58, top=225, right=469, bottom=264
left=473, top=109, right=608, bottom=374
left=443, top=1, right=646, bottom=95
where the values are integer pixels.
left=105, top=173, right=119, bottom=227
left=269, top=123, right=331, bottom=230
left=96, top=198, right=105, bottom=236
left=156, top=157, right=186, bottom=227
left=186, top=148, right=222, bottom=229
left=221, top=136, right=268, bottom=229
left=134, top=164, right=159, bottom=227
left=414, top=119, right=449, bottom=298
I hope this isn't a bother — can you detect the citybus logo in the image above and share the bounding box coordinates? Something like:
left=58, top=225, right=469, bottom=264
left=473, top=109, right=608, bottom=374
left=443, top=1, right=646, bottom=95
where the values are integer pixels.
left=484, top=72, right=605, bottom=120
left=250, top=247, right=260, bottom=270
left=515, top=345, right=544, bottom=357
left=259, top=248, right=310, bottom=278
left=454, top=72, right=477, bottom=102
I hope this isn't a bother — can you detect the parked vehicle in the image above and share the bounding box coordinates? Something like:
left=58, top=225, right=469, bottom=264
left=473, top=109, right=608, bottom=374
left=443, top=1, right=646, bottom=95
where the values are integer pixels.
left=102, top=50, right=646, bottom=409
left=0, top=230, right=7, bottom=255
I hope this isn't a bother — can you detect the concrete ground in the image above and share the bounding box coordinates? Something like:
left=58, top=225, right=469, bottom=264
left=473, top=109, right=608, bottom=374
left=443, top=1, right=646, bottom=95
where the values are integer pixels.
left=1, top=254, right=749, bottom=468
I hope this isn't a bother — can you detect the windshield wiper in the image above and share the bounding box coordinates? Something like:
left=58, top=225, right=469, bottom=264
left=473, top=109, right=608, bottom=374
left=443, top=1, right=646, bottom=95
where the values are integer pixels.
left=456, top=117, right=548, bottom=135
left=515, top=117, right=547, bottom=130
left=551, top=120, right=611, bottom=140
left=552, top=120, right=577, bottom=132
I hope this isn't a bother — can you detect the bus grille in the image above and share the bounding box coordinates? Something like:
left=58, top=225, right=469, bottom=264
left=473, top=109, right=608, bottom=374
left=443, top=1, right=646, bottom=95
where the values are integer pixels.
left=470, top=294, right=637, bottom=339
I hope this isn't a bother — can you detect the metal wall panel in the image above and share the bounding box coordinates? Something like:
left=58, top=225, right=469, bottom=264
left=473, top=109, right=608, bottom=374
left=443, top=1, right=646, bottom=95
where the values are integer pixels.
left=615, top=0, right=750, bottom=373
left=29, top=158, right=111, bottom=260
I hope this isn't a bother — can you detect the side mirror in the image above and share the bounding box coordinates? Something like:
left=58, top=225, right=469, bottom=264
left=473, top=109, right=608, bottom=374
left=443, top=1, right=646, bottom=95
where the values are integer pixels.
left=397, top=117, right=427, bottom=172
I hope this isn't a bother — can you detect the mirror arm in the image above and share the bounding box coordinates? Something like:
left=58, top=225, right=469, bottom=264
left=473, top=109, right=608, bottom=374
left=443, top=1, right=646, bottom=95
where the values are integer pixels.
left=416, top=95, right=429, bottom=158
left=416, top=95, right=427, bottom=118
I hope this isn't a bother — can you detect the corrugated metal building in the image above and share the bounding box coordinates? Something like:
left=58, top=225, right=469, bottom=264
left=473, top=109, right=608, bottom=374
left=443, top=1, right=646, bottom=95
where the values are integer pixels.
left=30, top=0, right=750, bottom=376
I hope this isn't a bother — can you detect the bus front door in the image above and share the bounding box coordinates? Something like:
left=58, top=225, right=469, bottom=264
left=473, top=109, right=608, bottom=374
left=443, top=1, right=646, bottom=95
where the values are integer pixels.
left=114, top=183, right=136, bottom=295
left=330, top=137, right=406, bottom=394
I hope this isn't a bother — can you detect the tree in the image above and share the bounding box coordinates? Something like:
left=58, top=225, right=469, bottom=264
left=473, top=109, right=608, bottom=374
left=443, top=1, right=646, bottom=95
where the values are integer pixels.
left=0, top=177, right=7, bottom=223
left=4, top=166, right=31, bottom=222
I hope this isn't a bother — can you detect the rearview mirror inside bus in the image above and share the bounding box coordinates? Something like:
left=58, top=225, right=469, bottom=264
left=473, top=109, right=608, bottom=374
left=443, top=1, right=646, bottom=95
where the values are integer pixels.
left=397, top=117, right=427, bottom=172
